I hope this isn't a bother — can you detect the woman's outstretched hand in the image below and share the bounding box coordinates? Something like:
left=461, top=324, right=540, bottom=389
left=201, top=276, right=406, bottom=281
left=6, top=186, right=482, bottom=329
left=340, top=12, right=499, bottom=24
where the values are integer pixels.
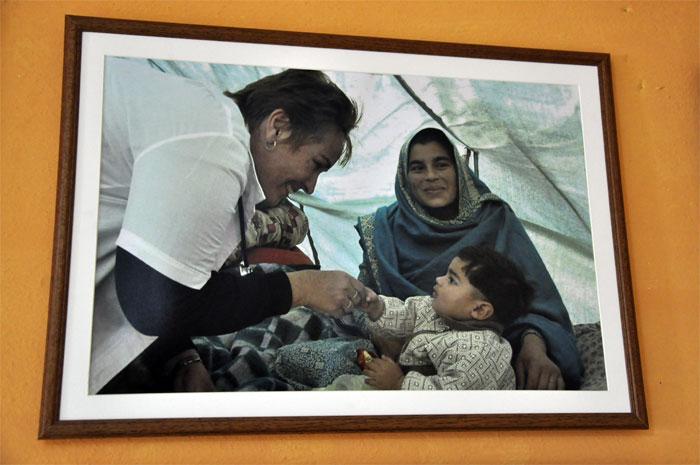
left=286, top=270, right=371, bottom=318
left=515, top=332, right=565, bottom=390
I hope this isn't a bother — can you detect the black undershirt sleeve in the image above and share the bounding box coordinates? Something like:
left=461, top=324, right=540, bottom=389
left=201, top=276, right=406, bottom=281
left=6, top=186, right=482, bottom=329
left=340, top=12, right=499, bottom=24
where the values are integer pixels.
left=114, top=247, right=293, bottom=339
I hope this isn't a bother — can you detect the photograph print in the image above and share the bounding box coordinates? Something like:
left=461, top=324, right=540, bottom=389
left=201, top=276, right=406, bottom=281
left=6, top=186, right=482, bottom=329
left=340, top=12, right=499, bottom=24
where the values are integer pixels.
left=40, top=16, right=645, bottom=437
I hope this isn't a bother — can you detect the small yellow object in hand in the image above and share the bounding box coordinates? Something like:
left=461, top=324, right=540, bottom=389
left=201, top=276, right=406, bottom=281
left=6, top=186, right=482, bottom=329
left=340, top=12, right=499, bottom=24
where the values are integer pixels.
left=356, top=349, right=376, bottom=370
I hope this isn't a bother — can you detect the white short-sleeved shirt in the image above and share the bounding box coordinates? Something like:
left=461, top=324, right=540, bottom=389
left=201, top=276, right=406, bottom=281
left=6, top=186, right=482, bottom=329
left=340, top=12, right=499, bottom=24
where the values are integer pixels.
left=90, top=58, right=265, bottom=394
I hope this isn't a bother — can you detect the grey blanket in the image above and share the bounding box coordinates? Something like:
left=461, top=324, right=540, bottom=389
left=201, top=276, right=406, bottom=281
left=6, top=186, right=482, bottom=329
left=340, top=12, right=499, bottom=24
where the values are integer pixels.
left=194, top=307, right=372, bottom=391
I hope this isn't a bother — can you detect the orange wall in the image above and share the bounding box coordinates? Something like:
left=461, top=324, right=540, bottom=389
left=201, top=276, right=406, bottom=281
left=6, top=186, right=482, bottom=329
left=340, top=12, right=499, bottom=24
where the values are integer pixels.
left=2, top=1, right=698, bottom=463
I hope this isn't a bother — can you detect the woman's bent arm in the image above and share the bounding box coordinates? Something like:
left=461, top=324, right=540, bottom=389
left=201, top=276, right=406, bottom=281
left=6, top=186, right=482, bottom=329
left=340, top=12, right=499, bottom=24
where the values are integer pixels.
left=115, top=247, right=292, bottom=338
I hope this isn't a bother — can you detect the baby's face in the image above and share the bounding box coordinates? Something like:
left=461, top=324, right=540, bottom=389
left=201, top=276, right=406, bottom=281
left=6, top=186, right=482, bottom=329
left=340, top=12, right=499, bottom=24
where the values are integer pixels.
left=431, top=257, right=485, bottom=321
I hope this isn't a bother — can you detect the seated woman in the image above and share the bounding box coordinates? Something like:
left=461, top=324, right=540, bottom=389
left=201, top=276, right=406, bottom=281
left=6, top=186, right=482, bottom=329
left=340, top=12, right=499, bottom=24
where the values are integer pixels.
left=355, top=127, right=583, bottom=389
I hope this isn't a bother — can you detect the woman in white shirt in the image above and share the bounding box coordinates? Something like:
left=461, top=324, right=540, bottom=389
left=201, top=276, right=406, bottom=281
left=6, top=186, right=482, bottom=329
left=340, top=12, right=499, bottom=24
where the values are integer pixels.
left=92, top=58, right=366, bottom=394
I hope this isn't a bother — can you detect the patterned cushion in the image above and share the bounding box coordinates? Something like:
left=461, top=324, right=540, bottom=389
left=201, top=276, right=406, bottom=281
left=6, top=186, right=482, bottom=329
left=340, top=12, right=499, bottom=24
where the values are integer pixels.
left=574, top=322, right=607, bottom=390
left=274, top=338, right=376, bottom=389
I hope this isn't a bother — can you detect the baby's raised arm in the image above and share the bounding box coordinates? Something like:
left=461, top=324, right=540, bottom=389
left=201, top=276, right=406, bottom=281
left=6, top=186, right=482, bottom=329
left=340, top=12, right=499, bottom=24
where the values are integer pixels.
left=361, top=288, right=386, bottom=321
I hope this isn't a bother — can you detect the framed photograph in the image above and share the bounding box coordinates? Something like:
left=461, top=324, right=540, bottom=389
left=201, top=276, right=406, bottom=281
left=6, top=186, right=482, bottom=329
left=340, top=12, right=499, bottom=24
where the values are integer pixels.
left=40, top=15, right=646, bottom=438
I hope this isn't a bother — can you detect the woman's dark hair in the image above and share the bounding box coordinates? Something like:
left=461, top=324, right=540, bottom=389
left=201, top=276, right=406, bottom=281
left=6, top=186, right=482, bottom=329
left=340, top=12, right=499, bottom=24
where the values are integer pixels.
left=457, top=246, right=534, bottom=325
left=407, top=127, right=455, bottom=162
left=225, top=69, right=360, bottom=166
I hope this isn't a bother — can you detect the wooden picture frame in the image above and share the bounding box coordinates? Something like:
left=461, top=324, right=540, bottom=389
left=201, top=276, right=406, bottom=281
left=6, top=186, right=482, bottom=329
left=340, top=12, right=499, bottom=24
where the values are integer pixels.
left=40, top=15, right=647, bottom=438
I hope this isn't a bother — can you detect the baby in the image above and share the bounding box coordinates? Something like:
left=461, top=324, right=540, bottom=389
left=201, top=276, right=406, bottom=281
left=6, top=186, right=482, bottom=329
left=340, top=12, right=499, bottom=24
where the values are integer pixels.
left=351, top=245, right=534, bottom=390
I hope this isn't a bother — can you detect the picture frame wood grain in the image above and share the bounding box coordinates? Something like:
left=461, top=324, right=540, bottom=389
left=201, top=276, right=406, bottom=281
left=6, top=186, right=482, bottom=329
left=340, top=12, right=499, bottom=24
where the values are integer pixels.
left=39, top=15, right=647, bottom=438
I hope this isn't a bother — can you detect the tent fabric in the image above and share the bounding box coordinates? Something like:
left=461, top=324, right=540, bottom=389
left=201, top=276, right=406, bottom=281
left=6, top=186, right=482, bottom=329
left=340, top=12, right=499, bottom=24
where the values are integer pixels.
left=132, top=57, right=599, bottom=324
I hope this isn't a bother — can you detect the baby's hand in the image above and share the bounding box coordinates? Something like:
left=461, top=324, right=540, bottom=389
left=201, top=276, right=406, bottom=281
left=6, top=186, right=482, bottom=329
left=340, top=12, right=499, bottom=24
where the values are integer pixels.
left=363, top=355, right=404, bottom=390
left=363, top=288, right=385, bottom=321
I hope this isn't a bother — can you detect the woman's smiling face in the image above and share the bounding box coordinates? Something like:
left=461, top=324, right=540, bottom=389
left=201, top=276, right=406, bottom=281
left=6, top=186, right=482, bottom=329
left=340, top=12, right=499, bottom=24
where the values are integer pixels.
left=255, top=130, right=344, bottom=208
left=406, top=141, right=458, bottom=219
left=250, top=108, right=345, bottom=208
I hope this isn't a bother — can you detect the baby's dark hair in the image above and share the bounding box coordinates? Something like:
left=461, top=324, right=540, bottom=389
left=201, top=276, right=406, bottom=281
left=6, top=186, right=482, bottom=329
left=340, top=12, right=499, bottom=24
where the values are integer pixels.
left=456, top=246, right=534, bottom=325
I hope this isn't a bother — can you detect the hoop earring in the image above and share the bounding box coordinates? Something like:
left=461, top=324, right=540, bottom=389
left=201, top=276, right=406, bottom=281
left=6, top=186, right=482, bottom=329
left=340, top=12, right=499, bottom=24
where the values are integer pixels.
left=264, top=139, right=277, bottom=151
